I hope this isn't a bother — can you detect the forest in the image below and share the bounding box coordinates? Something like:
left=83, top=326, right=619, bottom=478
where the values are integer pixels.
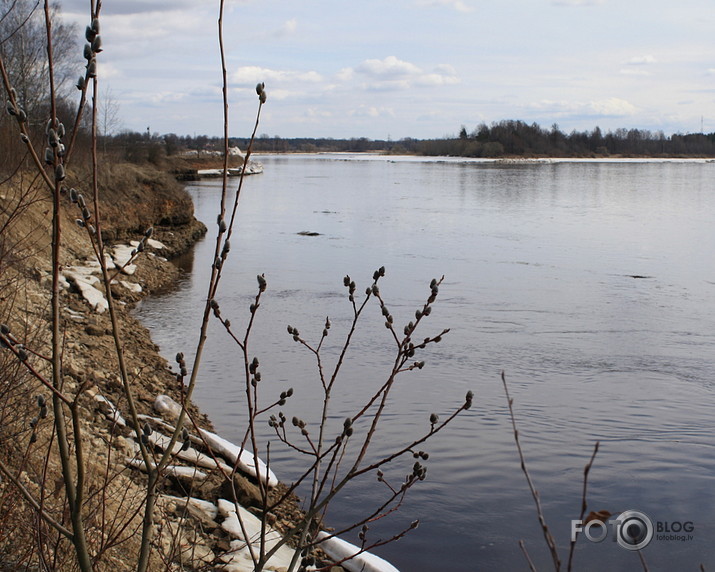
left=101, top=121, right=715, bottom=164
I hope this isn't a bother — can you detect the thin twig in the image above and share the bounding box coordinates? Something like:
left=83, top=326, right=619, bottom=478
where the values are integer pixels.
left=519, top=539, right=538, bottom=572
left=502, top=370, right=561, bottom=571
left=567, top=441, right=600, bottom=571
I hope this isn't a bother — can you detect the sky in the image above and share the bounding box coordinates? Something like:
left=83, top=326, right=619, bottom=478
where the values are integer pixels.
left=58, top=0, right=715, bottom=140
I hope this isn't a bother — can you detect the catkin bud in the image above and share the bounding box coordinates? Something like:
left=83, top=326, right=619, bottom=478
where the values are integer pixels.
left=83, top=43, right=93, bottom=60
left=44, top=147, right=54, bottom=164
left=429, top=413, right=439, bottom=425
left=55, top=164, right=65, bottom=182
left=87, top=58, right=97, bottom=77
left=77, top=76, right=86, bottom=90
left=91, top=35, right=103, bottom=53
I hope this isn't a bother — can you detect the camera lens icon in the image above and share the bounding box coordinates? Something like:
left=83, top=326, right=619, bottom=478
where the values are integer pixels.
left=615, top=510, right=654, bottom=551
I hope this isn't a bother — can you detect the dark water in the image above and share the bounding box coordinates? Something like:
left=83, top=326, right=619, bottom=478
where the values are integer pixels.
left=137, top=155, right=715, bottom=571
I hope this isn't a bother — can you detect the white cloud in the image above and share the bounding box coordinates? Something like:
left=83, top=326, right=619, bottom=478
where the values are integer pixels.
left=620, top=68, right=652, bottom=77
left=416, top=0, right=474, bottom=12
left=349, top=105, right=396, bottom=118
left=336, top=68, right=355, bottom=82
left=415, top=73, right=460, bottom=86
left=353, top=56, right=459, bottom=91
left=357, top=56, right=422, bottom=78
left=231, top=66, right=324, bottom=86
left=97, top=61, right=122, bottom=80
left=149, top=91, right=187, bottom=104
left=625, top=55, right=657, bottom=65
left=587, top=97, right=638, bottom=116
left=273, top=18, right=297, bottom=37
left=525, top=97, right=638, bottom=118
left=551, top=0, right=605, bottom=5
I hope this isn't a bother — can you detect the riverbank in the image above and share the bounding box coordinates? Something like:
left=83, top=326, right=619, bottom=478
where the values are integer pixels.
left=0, top=162, right=334, bottom=570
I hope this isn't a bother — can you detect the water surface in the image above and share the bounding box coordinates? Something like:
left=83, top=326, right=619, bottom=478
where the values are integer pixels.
left=137, top=155, right=715, bottom=571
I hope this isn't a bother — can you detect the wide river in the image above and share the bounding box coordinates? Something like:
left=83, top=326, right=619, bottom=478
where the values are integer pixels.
left=137, top=154, right=715, bottom=571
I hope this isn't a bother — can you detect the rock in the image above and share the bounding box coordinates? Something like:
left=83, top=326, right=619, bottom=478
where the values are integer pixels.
left=85, top=323, right=106, bottom=336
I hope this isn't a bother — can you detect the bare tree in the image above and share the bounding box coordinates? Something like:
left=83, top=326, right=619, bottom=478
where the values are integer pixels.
left=0, top=0, right=77, bottom=123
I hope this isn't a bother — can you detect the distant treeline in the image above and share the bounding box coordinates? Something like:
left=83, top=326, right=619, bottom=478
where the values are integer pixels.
left=88, top=120, right=715, bottom=167
left=420, top=121, right=715, bottom=158
left=236, top=121, right=715, bottom=158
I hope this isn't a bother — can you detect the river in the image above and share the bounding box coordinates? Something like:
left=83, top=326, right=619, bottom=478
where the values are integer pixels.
left=136, top=154, right=715, bottom=571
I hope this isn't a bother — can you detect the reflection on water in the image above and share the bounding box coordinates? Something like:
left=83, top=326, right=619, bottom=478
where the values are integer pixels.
left=137, top=156, right=715, bottom=571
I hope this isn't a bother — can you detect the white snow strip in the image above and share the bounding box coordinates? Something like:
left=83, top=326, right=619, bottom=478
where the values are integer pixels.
left=198, top=429, right=278, bottom=488
left=154, top=394, right=183, bottom=420
left=94, top=394, right=126, bottom=428
left=120, top=280, right=143, bottom=293
left=316, top=531, right=400, bottom=572
left=161, top=494, right=219, bottom=522
left=111, top=245, right=137, bottom=275
left=147, top=238, right=166, bottom=249
left=126, top=458, right=207, bottom=481
left=147, top=432, right=233, bottom=474
left=63, top=270, right=108, bottom=313
left=217, top=499, right=297, bottom=571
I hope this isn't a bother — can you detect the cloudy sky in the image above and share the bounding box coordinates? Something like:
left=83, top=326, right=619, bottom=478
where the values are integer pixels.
left=59, top=0, right=715, bottom=140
